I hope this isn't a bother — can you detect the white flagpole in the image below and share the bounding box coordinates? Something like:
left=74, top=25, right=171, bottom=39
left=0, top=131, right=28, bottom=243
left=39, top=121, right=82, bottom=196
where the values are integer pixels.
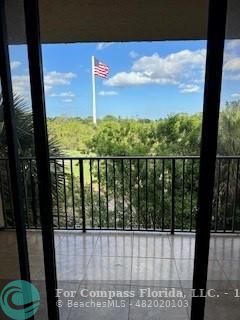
left=91, top=56, right=97, bottom=125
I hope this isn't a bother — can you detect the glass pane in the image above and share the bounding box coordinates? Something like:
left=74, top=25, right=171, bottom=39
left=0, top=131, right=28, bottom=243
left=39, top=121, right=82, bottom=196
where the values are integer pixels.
left=0, top=81, right=21, bottom=319
left=3, top=1, right=48, bottom=319
left=206, top=0, right=240, bottom=319
left=4, top=0, right=212, bottom=319
left=39, top=4, right=209, bottom=320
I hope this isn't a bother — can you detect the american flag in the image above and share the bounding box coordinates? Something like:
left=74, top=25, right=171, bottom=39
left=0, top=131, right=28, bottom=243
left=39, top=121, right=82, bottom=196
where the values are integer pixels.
left=94, top=58, right=109, bottom=78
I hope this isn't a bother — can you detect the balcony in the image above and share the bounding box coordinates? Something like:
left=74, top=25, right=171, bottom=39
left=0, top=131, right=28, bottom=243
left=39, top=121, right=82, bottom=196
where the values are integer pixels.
left=0, top=156, right=240, bottom=319
left=1, top=156, right=240, bottom=233
left=0, top=0, right=239, bottom=318
left=0, top=230, right=239, bottom=319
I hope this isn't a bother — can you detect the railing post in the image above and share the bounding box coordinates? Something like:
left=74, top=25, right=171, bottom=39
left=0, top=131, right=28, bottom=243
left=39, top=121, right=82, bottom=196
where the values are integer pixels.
left=0, top=184, right=5, bottom=228
left=0, top=164, right=6, bottom=229
left=79, top=159, right=86, bottom=232
left=171, top=158, right=175, bottom=235
left=232, top=159, right=239, bottom=232
left=30, top=160, right=38, bottom=228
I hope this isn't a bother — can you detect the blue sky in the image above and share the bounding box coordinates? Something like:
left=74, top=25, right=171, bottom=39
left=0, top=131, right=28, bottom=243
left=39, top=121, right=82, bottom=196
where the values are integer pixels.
left=9, top=40, right=240, bottom=119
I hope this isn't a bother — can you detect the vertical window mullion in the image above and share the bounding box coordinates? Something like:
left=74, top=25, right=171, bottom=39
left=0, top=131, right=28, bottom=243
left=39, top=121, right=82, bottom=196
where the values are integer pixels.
left=191, top=0, right=228, bottom=319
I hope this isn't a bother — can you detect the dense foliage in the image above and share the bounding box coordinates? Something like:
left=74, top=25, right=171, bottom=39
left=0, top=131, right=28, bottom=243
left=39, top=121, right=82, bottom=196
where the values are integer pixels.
left=47, top=101, right=240, bottom=158
left=46, top=101, right=240, bottom=231
left=48, top=114, right=202, bottom=156
left=1, top=97, right=240, bottom=230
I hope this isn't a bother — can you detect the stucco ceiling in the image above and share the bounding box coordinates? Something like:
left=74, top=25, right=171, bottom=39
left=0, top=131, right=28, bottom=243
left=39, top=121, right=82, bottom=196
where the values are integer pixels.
left=5, top=0, right=240, bottom=44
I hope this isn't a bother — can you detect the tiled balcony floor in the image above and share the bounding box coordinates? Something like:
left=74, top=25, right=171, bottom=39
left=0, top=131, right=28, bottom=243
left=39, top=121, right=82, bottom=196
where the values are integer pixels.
left=0, top=230, right=240, bottom=319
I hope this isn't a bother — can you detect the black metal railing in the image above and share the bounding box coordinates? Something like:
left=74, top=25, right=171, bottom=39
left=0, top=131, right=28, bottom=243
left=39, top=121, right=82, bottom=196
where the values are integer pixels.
left=1, top=156, right=240, bottom=233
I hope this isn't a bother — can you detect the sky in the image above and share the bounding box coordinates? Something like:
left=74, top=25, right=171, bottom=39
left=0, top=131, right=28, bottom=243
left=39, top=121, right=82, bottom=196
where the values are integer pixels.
left=8, top=39, right=240, bottom=119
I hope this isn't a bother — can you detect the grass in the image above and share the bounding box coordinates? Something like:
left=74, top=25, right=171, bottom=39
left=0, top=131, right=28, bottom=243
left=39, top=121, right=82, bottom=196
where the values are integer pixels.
left=61, top=149, right=95, bottom=184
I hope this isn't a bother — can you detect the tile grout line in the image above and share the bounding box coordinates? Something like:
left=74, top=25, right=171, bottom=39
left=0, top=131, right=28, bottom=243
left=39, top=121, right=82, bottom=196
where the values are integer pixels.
left=128, top=231, right=134, bottom=320
left=65, top=231, right=101, bottom=320
left=168, top=234, right=191, bottom=320
left=215, top=257, right=234, bottom=290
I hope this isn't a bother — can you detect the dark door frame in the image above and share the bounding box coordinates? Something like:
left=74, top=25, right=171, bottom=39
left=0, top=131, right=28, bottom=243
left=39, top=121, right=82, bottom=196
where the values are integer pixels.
left=23, top=0, right=59, bottom=319
left=191, top=0, right=228, bottom=319
left=0, top=0, right=30, bottom=281
left=0, top=0, right=228, bottom=319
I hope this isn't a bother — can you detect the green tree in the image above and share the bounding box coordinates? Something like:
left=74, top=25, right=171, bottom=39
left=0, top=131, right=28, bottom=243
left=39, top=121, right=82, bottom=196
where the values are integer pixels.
left=214, top=101, right=240, bottom=230
left=86, top=114, right=202, bottom=230
left=218, top=100, right=240, bottom=155
left=153, top=114, right=201, bottom=155
left=0, top=95, right=63, bottom=227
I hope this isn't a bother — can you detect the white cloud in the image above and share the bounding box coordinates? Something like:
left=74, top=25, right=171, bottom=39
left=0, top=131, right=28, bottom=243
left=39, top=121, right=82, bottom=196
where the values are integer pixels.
left=105, top=71, right=175, bottom=87
left=12, top=75, right=30, bottom=97
left=96, top=42, right=114, bottom=50
left=105, top=44, right=240, bottom=90
left=231, top=93, right=240, bottom=98
left=226, top=74, right=240, bottom=80
left=178, top=83, right=200, bottom=93
left=105, top=49, right=206, bottom=90
left=11, top=71, right=77, bottom=98
left=223, top=40, right=240, bottom=80
left=44, top=71, right=76, bottom=87
left=226, top=40, right=240, bottom=51
left=49, top=91, right=75, bottom=97
left=132, top=50, right=206, bottom=76
left=63, top=98, right=73, bottom=103
left=10, top=61, right=21, bottom=70
left=98, top=90, right=118, bottom=96
left=129, top=51, right=139, bottom=59
left=223, top=56, right=240, bottom=80
left=224, top=57, right=240, bottom=72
